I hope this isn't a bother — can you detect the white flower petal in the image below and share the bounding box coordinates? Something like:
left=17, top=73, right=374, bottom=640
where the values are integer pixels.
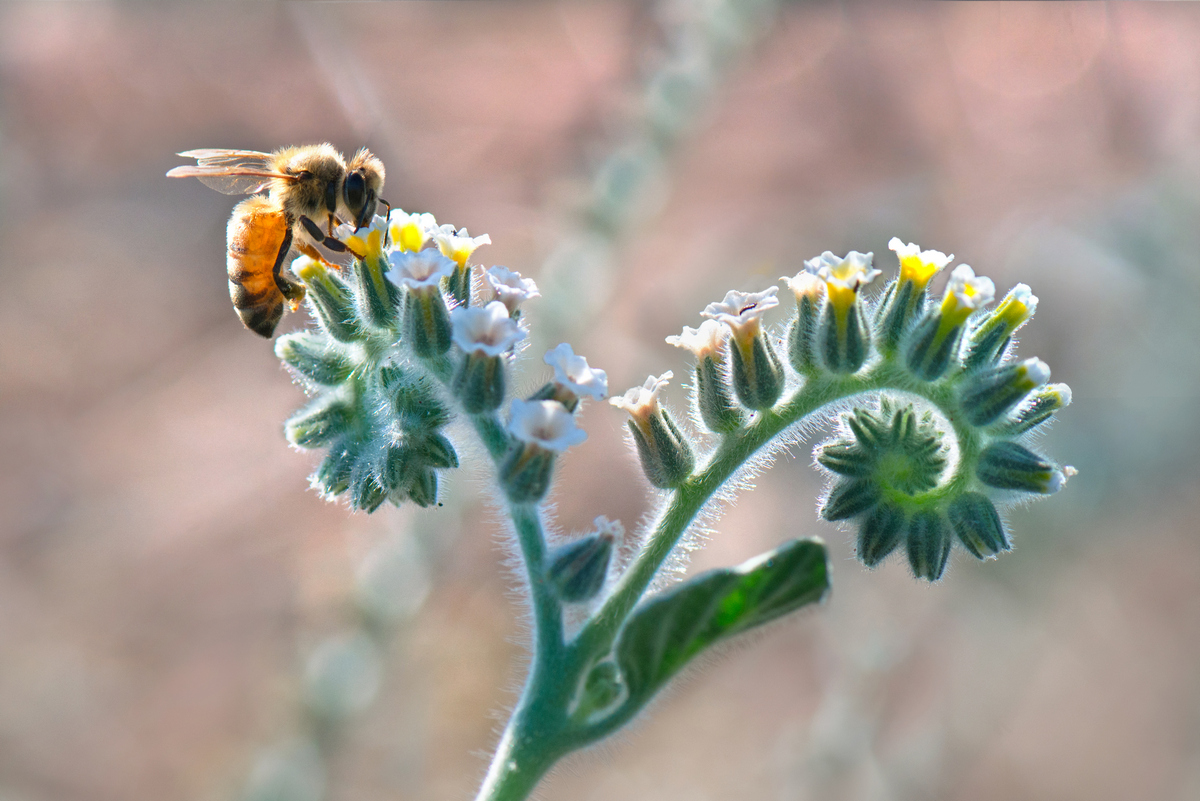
left=544, top=343, right=607, bottom=399
left=508, top=399, right=587, bottom=452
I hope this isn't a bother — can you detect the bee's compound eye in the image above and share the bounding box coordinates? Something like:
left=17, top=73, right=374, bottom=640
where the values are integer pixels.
left=344, top=171, right=366, bottom=216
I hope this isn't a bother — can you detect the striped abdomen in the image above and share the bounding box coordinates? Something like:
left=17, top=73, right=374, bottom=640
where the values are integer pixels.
left=227, top=195, right=289, bottom=337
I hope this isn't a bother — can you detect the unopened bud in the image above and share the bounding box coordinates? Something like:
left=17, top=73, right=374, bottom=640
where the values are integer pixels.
left=963, top=284, right=1038, bottom=369
left=819, top=299, right=870, bottom=373
left=959, top=358, right=1050, bottom=426
left=405, top=288, right=453, bottom=358
left=906, top=509, right=951, bottom=581
left=406, top=467, right=439, bottom=508
left=905, top=310, right=962, bottom=381
left=286, top=397, right=356, bottom=449
left=297, top=259, right=362, bottom=343
left=453, top=352, right=506, bottom=414
left=350, top=470, right=388, bottom=513
left=500, top=442, right=557, bottom=503
left=629, top=408, right=695, bottom=489
left=976, top=440, right=1065, bottom=494
left=695, top=356, right=746, bottom=433
left=821, top=479, right=881, bottom=521
left=546, top=527, right=616, bottom=603
left=857, top=503, right=906, bottom=567
left=415, top=433, right=459, bottom=469
left=313, top=439, right=358, bottom=497
left=353, top=249, right=401, bottom=330
left=999, top=383, right=1072, bottom=435
left=947, top=492, right=1009, bottom=558
left=730, top=333, right=785, bottom=410
left=276, top=333, right=357, bottom=386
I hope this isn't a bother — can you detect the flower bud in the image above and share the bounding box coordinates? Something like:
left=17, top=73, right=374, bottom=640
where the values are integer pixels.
left=285, top=397, right=356, bottom=449
left=963, top=284, right=1038, bottom=369
left=500, top=443, right=557, bottom=504
left=628, top=410, right=695, bottom=489
left=313, top=439, right=358, bottom=497
left=296, top=258, right=362, bottom=343
left=906, top=509, right=951, bottom=581
left=380, top=444, right=417, bottom=493
left=666, top=323, right=742, bottom=432
left=819, top=298, right=870, bottom=373
left=999, top=383, right=1072, bottom=435
left=380, top=364, right=450, bottom=431
left=453, top=352, right=506, bottom=413
left=695, top=355, right=745, bottom=433
left=414, top=433, right=459, bottom=469
left=406, top=467, right=439, bottom=508
left=350, top=470, right=388, bottom=513
left=351, top=232, right=401, bottom=329
left=958, top=358, right=1050, bottom=427
left=611, top=373, right=694, bottom=489
left=977, top=441, right=1066, bottom=494
left=821, top=479, right=881, bottom=521
left=404, top=289, right=453, bottom=358
left=781, top=272, right=823, bottom=373
left=857, top=503, right=906, bottom=567
left=546, top=528, right=615, bottom=603
left=947, top=492, right=1009, bottom=558
left=729, top=332, right=785, bottom=411
left=276, top=333, right=357, bottom=386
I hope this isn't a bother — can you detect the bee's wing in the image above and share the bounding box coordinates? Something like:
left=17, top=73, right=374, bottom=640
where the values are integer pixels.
left=167, top=149, right=296, bottom=196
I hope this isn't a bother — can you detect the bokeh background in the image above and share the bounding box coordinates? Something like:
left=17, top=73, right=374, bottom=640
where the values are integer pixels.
left=2, top=2, right=1199, bottom=800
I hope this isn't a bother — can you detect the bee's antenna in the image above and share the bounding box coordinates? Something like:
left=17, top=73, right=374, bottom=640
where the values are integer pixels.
left=379, top=198, right=393, bottom=248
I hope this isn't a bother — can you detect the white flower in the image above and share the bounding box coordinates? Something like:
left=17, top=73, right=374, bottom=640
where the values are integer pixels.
left=544, top=343, right=607, bottom=399
left=486, top=266, right=541, bottom=312
left=943, top=264, right=995, bottom=312
left=805, top=250, right=880, bottom=291
left=609, top=371, right=673, bottom=421
left=780, top=271, right=824, bottom=302
left=993, top=283, right=1038, bottom=329
left=451, top=301, right=525, bottom=356
left=508, top=399, right=587, bottom=452
left=386, top=249, right=456, bottom=290
left=388, top=209, right=440, bottom=253
left=665, top=319, right=727, bottom=360
left=589, top=515, right=624, bottom=541
left=700, top=288, right=779, bottom=338
left=888, top=238, right=953, bottom=286
left=435, top=228, right=492, bottom=268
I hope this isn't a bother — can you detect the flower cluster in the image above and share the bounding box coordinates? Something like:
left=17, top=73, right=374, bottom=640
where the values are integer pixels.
left=279, top=209, right=597, bottom=512
left=609, top=237, right=1072, bottom=580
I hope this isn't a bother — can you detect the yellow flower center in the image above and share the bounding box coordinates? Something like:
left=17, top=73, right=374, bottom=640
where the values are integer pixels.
left=898, top=255, right=941, bottom=288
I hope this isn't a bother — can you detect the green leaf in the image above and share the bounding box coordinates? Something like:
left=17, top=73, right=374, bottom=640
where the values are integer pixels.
left=615, top=538, right=829, bottom=701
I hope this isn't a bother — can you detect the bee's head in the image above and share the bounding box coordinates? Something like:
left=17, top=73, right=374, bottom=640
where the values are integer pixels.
left=345, top=149, right=386, bottom=231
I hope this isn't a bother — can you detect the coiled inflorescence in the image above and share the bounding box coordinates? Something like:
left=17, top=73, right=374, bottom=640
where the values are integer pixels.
left=640, top=238, right=1074, bottom=581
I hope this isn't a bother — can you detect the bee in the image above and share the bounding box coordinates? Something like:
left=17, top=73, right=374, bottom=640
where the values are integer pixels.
left=168, top=144, right=388, bottom=337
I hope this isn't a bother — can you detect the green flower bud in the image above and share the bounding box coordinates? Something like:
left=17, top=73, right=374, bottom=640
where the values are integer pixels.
left=977, top=441, right=1066, bottom=494
left=313, top=438, right=359, bottom=497
left=276, top=332, right=357, bottom=386
left=730, top=332, right=785, bottom=411
left=415, top=433, right=459, bottom=469
left=286, top=397, right=356, bottom=449
left=546, top=522, right=617, bottom=603
left=959, top=358, right=1050, bottom=427
left=500, top=442, right=557, bottom=504
left=353, top=249, right=401, bottom=330
left=297, top=259, right=363, bottom=343
left=998, top=383, right=1072, bottom=435
left=380, top=364, right=450, bottom=430
left=963, top=284, right=1038, bottom=369
left=786, top=283, right=823, bottom=373
left=628, top=409, right=695, bottom=489
left=874, top=278, right=923, bottom=353
left=350, top=469, right=388, bottom=513
left=821, top=479, right=881, bottom=521
left=906, top=509, right=951, bottom=581
left=404, top=288, right=453, bottom=357
left=904, top=310, right=962, bottom=381
left=819, top=299, right=870, bottom=374
left=406, top=467, right=439, bottom=508
left=695, top=355, right=746, bottom=434
left=446, top=263, right=472, bottom=308
left=380, top=445, right=417, bottom=493
left=452, top=352, right=506, bottom=414
left=857, top=503, right=906, bottom=567
left=947, top=492, right=1009, bottom=559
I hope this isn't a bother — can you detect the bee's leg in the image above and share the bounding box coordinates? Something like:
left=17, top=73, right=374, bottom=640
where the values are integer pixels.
left=270, top=225, right=305, bottom=308
left=299, top=215, right=348, bottom=253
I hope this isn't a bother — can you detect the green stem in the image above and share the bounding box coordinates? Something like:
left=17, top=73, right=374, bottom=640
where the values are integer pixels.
left=454, top=354, right=980, bottom=801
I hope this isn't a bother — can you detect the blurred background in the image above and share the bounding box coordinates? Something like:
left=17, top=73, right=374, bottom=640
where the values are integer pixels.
left=2, top=2, right=1199, bottom=800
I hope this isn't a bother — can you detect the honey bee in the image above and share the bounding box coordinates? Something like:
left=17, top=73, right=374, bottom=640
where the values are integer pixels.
left=168, top=144, right=388, bottom=337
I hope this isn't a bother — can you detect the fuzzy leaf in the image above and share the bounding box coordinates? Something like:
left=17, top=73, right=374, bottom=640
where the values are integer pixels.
left=615, top=538, right=828, bottom=702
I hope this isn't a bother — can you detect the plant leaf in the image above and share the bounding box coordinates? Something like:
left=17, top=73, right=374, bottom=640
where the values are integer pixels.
left=615, top=538, right=829, bottom=701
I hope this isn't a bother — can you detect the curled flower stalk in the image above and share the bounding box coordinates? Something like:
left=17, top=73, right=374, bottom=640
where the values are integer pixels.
left=264, top=218, right=1072, bottom=801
